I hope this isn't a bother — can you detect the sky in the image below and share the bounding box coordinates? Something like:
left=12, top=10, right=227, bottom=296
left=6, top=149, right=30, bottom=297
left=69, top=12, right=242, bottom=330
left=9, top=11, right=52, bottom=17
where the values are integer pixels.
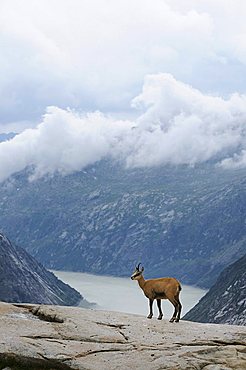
left=0, top=0, right=246, bottom=181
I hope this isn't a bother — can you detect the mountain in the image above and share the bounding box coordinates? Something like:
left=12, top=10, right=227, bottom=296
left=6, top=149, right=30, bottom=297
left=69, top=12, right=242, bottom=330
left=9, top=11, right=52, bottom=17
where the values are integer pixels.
left=183, top=253, right=246, bottom=325
left=0, top=161, right=245, bottom=288
left=0, top=232, right=82, bottom=305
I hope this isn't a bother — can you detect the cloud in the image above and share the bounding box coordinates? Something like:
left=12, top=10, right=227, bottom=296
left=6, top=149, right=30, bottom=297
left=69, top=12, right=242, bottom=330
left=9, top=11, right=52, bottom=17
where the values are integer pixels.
left=220, top=151, right=246, bottom=169
left=0, top=107, right=133, bottom=182
left=129, top=74, right=246, bottom=168
left=2, top=0, right=246, bottom=126
left=0, top=73, right=246, bottom=182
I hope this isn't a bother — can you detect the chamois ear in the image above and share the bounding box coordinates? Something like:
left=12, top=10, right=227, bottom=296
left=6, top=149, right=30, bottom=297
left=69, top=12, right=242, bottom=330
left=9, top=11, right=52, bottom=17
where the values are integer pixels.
left=141, top=266, right=144, bottom=272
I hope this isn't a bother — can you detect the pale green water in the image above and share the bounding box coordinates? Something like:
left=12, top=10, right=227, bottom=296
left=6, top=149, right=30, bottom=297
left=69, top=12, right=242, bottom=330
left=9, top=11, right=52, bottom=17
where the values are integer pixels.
left=52, top=270, right=207, bottom=318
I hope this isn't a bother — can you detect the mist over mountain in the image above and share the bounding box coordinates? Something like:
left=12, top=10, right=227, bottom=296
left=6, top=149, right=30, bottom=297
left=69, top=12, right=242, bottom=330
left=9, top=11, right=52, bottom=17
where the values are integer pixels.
left=1, top=74, right=246, bottom=184
left=183, top=253, right=246, bottom=325
left=0, top=232, right=82, bottom=305
left=0, top=161, right=245, bottom=289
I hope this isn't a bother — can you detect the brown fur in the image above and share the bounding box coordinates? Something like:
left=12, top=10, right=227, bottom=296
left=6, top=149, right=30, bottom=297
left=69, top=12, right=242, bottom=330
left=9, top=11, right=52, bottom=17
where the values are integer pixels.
left=131, top=265, right=182, bottom=322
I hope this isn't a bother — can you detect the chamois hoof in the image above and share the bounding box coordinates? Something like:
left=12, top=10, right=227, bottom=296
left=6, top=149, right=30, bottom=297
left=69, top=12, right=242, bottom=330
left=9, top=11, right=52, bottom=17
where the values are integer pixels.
left=157, top=316, right=163, bottom=320
left=147, top=315, right=153, bottom=319
left=175, top=318, right=180, bottom=323
left=169, top=317, right=175, bottom=323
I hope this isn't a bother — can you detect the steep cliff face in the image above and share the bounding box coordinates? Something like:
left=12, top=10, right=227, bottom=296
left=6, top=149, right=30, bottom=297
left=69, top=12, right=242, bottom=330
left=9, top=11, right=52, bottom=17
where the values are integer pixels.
left=0, top=233, right=82, bottom=305
left=183, top=254, right=246, bottom=325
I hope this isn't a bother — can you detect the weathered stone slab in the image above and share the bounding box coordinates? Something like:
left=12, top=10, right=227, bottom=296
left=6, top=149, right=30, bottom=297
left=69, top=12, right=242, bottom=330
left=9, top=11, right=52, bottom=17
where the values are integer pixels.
left=0, top=302, right=245, bottom=369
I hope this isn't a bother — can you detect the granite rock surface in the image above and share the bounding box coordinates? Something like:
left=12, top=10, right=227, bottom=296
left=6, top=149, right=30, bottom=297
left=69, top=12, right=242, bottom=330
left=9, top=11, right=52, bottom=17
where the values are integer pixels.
left=0, top=302, right=245, bottom=370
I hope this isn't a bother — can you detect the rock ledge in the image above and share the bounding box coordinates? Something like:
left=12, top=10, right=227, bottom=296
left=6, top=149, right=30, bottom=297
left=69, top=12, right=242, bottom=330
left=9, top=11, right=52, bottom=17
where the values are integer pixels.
left=0, top=302, right=245, bottom=369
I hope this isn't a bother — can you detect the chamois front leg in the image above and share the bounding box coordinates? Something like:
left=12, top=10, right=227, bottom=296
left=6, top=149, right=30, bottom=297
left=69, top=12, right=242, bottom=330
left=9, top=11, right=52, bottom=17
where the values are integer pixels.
left=157, top=299, right=163, bottom=320
left=147, top=298, right=154, bottom=319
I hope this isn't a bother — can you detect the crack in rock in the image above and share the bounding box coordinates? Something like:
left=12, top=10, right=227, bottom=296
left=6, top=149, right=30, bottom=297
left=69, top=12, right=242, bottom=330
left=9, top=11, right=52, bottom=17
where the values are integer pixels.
left=93, top=321, right=129, bottom=342
left=22, top=334, right=127, bottom=345
left=74, top=347, right=134, bottom=359
left=94, top=321, right=128, bottom=329
left=119, top=330, right=129, bottom=341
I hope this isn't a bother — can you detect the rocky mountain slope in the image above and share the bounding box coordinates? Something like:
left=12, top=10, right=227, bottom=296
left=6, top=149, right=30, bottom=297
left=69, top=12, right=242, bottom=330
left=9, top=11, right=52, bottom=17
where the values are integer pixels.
left=0, top=161, right=245, bottom=288
left=183, top=253, right=246, bottom=326
left=0, top=232, right=82, bottom=305
left=0, top=302, right=245, bottom=370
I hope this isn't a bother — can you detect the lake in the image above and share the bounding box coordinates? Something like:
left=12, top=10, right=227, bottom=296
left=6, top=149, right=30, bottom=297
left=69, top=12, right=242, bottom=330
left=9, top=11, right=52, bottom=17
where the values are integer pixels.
left=52, top=270, right=207, bottom=318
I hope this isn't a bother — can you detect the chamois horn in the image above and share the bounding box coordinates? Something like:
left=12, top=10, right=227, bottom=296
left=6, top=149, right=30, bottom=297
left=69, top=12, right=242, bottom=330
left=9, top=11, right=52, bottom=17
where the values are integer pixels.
left=136, top=263, right=142, bottom=270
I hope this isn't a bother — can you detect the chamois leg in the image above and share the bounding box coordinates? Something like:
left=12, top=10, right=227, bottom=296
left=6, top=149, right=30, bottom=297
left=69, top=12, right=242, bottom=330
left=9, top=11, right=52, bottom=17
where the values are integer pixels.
left=175, top=298, right=182, bottom=322
left=156, top=299, right=163, bottom=320
left=168, top=297, right=179, bottom=323
left=147, top=299, right=154, bottom=319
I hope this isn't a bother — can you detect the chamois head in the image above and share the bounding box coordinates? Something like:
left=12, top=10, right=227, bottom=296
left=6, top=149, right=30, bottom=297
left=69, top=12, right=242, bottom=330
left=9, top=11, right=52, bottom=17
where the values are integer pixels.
left=131, top=263, right=144, bottom=280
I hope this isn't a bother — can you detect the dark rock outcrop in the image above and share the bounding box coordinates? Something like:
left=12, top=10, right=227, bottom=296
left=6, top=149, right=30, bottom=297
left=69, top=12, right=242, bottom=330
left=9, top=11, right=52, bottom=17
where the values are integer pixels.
left=0, top=232, right=82, bottom=305
left=183, top=253, right=246, bottom=325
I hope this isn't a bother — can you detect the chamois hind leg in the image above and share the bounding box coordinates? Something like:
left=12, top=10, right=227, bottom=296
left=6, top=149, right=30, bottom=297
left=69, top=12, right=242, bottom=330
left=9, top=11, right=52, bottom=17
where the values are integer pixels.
left=174, top=296, right=182, bottom=322
left=147, top=299, right=154, bottom=319
left=156, top=299, right=163, bottom=320
left=168, top=297, right=179, bottom=323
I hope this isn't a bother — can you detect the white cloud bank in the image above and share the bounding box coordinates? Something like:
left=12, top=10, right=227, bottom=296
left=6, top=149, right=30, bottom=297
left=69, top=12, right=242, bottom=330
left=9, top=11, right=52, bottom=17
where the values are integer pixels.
left=0, top=73, right=246, bottom=182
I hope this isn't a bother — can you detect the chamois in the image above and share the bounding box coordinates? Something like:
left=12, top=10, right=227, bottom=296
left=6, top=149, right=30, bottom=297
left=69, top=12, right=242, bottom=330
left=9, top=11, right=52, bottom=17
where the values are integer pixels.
left=131, top=263, right=182, bottom=322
